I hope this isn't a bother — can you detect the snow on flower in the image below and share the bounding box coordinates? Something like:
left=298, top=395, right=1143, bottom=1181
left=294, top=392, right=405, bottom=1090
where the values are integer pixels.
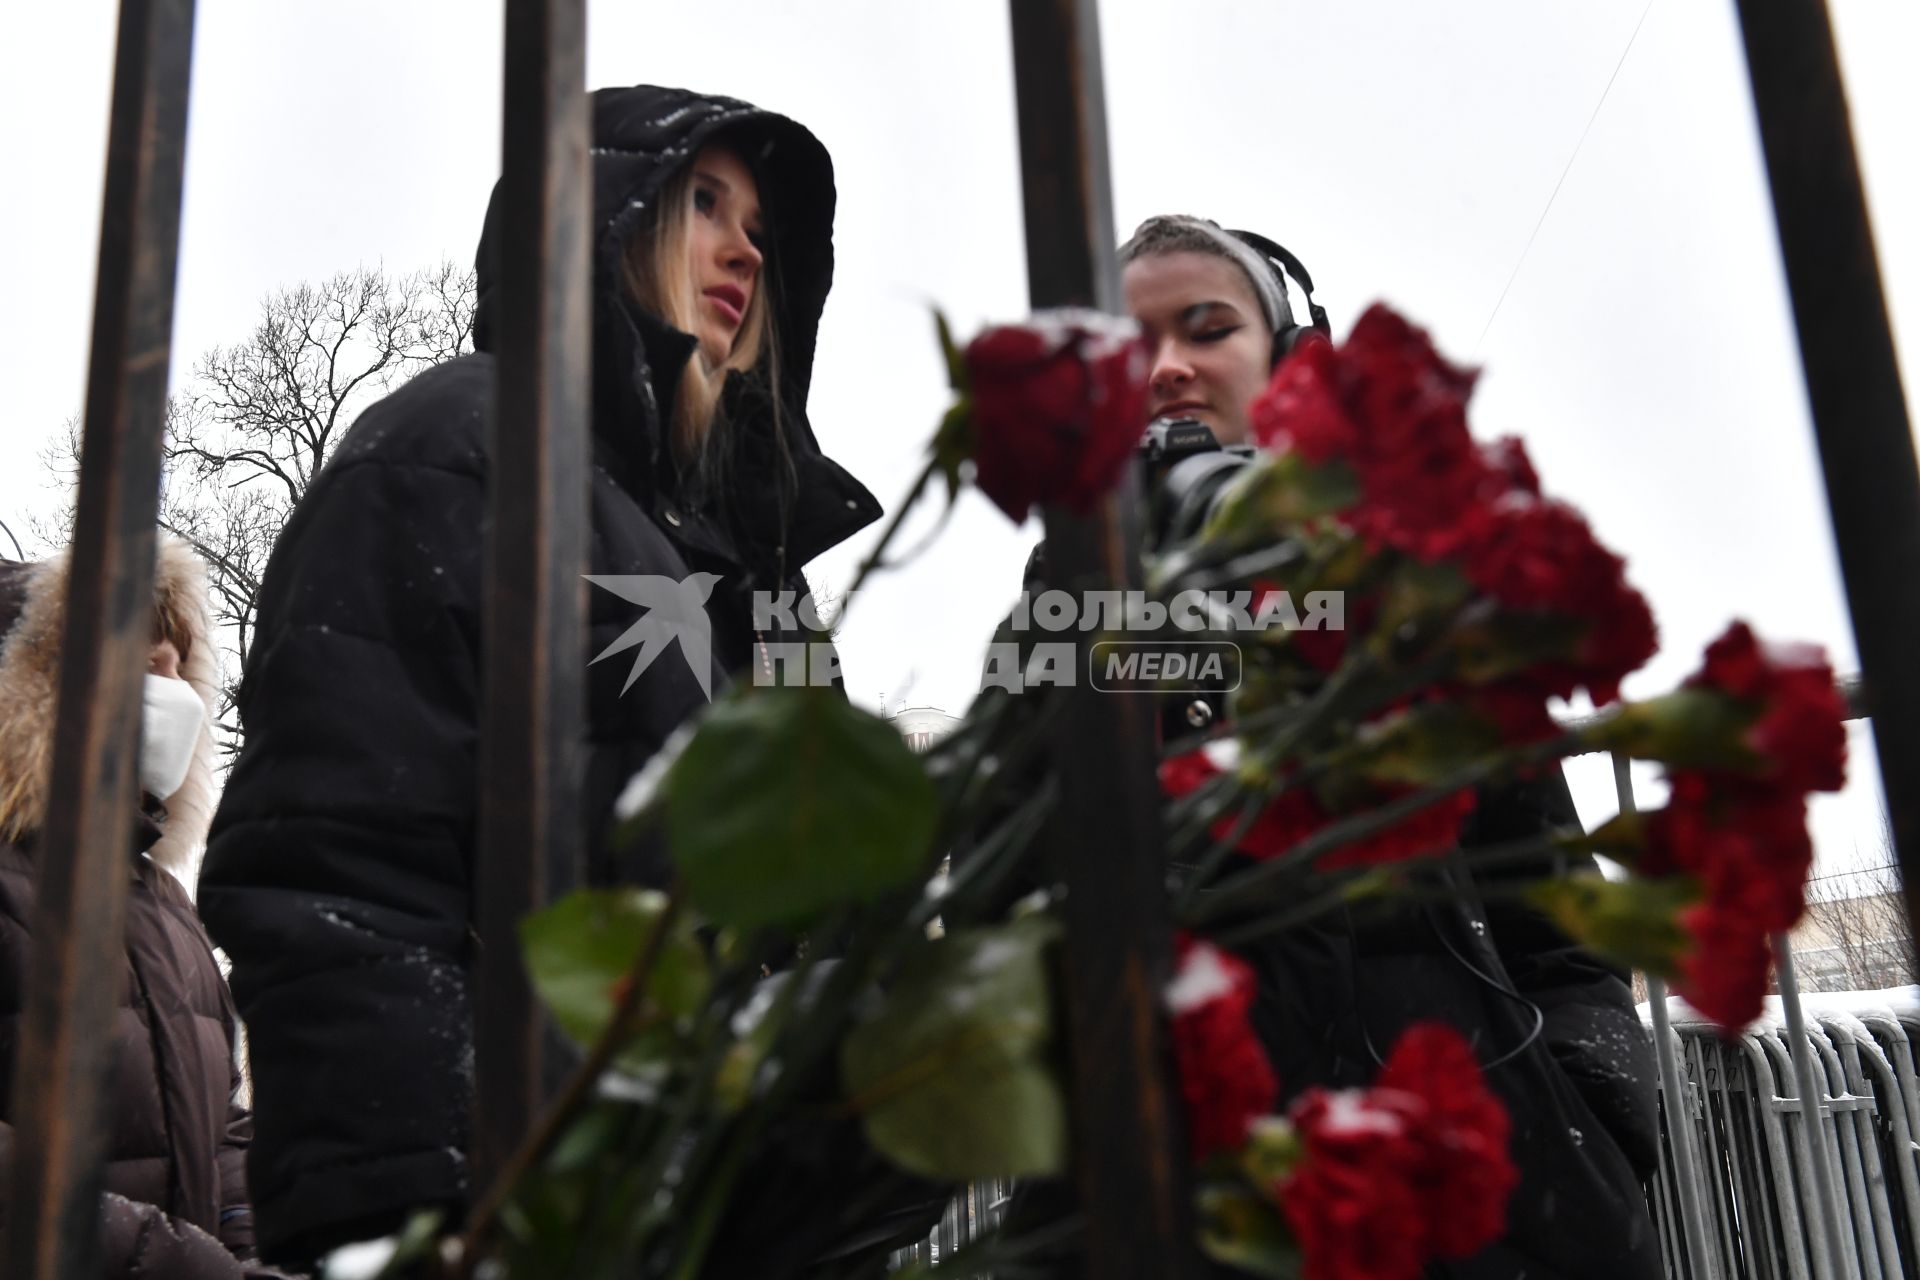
left=1166, top=932, right=1278, bottom=1162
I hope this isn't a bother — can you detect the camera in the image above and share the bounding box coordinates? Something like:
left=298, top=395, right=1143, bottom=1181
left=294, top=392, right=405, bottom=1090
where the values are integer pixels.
left=1139, top=416, right=1255, bottom=546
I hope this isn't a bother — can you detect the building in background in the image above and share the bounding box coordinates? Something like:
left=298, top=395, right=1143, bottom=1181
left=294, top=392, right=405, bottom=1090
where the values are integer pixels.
left=890, top=706, right=959, bottom=754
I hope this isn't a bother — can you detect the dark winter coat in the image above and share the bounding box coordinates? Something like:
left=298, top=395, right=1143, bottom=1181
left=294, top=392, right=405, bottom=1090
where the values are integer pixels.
left=983, top=551, right=1662, bottom=1278
left=1238, top=773, right=1664, bottom=1280
left=197, top=85, right=882, bottom=1265
left=0, top=544, right=273, bottom=1279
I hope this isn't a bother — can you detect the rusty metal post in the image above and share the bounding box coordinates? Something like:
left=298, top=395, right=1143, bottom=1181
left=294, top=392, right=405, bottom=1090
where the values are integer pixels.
left=1731, top=1, right=1920, bottom=953
left=0, top=2, right=197, bottom=1277
left=1008, top=2, right=1201, bottom=1275
left=471, top=0, right=591, bottom=1193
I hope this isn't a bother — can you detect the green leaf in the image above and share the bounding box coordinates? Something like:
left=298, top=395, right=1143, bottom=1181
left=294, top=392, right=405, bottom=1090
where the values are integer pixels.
left=1237, top=1115, right=1304, bottom=1188
left=1528, top=874, right=1699, bottom=976
left=1196, top=1183, right=1302, bottom=1278
left=1339, top=702, right=1507, bottom=787
left=1584, top=687, right=1761, bottom=771
left=1439, top=608, right=1588, bottom=684
left=931, top=398, right=974, bottom=503
left=933, top=307, right=969, bottom=393
left=520, top=888, right=709, bottom=1052
left=1372, top=558, right=1473, bottom=641
left=1201, top=452, right=1361, bottom=547
left=841, top=917, right=1067, bottom=1180
left=666, top=688, right=938, bottom=930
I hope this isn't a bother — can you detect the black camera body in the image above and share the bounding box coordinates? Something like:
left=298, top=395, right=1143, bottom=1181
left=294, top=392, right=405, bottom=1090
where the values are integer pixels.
left=1140, top=416, right=1255, bottom=546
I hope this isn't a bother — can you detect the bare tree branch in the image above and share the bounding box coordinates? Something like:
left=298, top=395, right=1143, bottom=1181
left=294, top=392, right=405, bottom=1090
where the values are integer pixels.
left=33, top=263, right=476, bottom=767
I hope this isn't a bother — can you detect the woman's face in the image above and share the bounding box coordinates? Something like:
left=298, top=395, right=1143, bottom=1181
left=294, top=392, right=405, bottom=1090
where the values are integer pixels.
left=1123, top=250, right=1274, bottom=446
left=685, top=145, right=767, bottom=368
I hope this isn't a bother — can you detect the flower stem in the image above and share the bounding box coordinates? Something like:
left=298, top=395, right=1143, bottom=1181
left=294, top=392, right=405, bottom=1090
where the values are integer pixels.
left=838, top=454, right=943, bottom=617
left=1191, top=732, right=1586, bottom=922
left=453, top=884, right=686, bottom=1275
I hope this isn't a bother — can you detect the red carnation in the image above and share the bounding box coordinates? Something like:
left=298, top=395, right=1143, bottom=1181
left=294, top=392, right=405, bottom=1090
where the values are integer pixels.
left=1464, top=682, right=1560, bottom=744
left=964, top=311, right=1151, bottom=522
left=1461, top=497, right=1657, bottom=704
left=1674, top=902, right=1773, bottom=1030
left=1375, top=1024, right=1516, bottom=1259
left=1690, top=622, right=1848, bottom=793
left=1645, top=773, right=1813, bottom=935
left=1640, top=771, right=1815, bottom=1029
left=1166, top=934, right=1279, bottom=1161
left=1159, top=747, right=1473, bottom=869
left=1249, top=332, right=1357, bottom=462
left=1279, top=1023, right=1513, bottom=1280
left=1315, top=786, right=1478, bottom=871
left=1243, top=303, right=1655, bottom=708
left=1478, top=437, right=1541, bottom=498
left=1279, top=1090, right=1428, bottom=1280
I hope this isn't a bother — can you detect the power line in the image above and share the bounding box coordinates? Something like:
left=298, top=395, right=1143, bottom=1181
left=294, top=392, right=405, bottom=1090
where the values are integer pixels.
left=1473, top=0, right=1657, bottom=354
left=1807, top=863, right=1899, bottom=884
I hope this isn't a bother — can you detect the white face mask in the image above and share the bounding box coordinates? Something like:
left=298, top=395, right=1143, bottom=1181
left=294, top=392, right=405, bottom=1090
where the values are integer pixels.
left=140, top=673, right=205, bottom=800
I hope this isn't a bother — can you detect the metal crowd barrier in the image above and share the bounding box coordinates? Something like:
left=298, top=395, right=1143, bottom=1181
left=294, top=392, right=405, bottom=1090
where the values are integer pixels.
left=1644, top=985, right=1920, bottom=1280
left=889, top=1179, right=1014, bottom=1270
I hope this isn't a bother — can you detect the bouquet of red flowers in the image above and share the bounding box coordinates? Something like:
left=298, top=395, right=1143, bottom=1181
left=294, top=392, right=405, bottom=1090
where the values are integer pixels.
left=371, top=305, right=1846, bottom=1280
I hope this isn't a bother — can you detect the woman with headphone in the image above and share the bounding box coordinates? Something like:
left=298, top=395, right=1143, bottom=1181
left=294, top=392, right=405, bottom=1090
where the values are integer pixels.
left=1120, top=214, right=1665, bottom=1280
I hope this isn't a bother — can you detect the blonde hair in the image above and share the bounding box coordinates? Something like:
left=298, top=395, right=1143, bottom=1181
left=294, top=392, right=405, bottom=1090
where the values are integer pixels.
left=623, top=161, right=782, bottom=465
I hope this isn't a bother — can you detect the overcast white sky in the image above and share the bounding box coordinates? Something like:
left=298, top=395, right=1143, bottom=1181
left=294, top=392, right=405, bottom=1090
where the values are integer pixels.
left=2, top=1, right=1914, bottom=879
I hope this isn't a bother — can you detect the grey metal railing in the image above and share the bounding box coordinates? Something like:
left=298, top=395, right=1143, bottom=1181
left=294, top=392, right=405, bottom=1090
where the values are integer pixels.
left=1644, top=986, right=1920, bottom=1280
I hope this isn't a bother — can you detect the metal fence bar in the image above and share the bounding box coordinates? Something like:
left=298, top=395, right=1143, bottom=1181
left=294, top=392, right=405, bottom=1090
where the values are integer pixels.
left=1856, top=1014, right=1920, bottom=1245
left=0, top=3, right=197, bottom=1276
left=471, top=0, right=591, bottom=1192
left=1826, top=1028, right=1902, bottom=1279
left=1006, top=2, right=1199, bottom=1275
left=1705, top=1040, right=1748, bottom=1273
left=1740, top=1036, right=1815, bottom=1280
left=1730, top=0, right=1920, bottom=955
left=1622, top=753, right=1721, bottom=1280
left=1728, top=1043, right=1790, bottom=1280
left=1811, top=1028, right=1875, bottom=1280
left=1776, top=938, right=1854, bottom=1280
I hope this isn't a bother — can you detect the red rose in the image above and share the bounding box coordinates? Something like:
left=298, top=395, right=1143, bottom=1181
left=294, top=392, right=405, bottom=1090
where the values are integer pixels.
left=1166, top=934, right=1279, bottom=1161
left=964, top=310, right=1151, bottom=522
left=1375, top=1024, right=1516, bottom=1259
left=1690, top=622, right=1848, bottom=793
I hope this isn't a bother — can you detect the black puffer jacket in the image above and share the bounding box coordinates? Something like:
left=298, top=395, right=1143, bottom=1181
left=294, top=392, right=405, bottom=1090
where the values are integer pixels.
left=1236, top=774, right=1663, bottom=1280
left=0, top=544, right=276, bottom=1279
left=198, top=85, right=881, bottom=1264
left=979, top=559, right=1661, bottom=1278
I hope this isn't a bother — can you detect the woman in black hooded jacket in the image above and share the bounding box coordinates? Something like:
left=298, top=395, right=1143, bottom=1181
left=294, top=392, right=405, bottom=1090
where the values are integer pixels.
left=197, top=85, right=883, bottom=1268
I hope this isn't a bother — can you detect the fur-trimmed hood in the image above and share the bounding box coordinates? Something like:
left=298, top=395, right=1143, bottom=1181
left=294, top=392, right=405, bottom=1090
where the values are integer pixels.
left=0, top=538, right=220, bottom=873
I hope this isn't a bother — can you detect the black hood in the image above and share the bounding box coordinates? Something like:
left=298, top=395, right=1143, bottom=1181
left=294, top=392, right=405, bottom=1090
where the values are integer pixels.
left=475, top=86, right=834, bottom=392
left=471, top=85, right=878, bottom=571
